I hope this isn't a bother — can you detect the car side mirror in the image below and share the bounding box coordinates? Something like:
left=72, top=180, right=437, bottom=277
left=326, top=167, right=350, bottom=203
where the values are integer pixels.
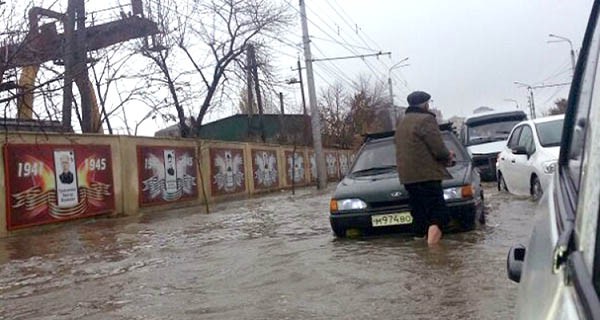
left=512, top=146, right=528, bottom=155
left=507, top=244, right=526, bottom=283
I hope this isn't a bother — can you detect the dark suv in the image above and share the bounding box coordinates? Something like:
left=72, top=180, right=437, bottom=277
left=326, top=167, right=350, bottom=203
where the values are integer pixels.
left=329, top=129, right=485, bottom=237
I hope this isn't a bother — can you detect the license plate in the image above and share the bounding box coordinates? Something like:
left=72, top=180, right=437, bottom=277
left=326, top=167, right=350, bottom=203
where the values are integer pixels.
left=371, top=212, right=413, bottom=227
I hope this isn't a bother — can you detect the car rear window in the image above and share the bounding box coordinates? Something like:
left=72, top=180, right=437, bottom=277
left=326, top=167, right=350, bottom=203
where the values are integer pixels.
left=350, top=134, right=467, bottom=174
left=350, top=139, right=396, bottom=174
left=535, top=119, right=564, bottom=147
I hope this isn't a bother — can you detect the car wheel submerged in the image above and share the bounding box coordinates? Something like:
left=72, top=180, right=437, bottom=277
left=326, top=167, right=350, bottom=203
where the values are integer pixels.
left=498, top=173, right=508, bottom=192
left=531, top=176, right=543, bottom=201
left=330, top=222, right=346, bottom=237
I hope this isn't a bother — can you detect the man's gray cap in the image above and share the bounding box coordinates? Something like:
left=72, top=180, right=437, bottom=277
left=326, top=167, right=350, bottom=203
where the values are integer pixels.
left=407, top=91, right=431, bottom=106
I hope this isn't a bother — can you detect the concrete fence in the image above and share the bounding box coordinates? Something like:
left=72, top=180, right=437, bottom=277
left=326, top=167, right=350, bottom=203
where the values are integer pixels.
left=0, top=132, right=353, bottom=237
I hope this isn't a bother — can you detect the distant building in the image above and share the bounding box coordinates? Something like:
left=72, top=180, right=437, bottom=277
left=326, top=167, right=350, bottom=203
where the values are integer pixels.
left=447, top=115, right=465, bottom=133
left=0, top=118, right=69, bottom=133
left=430, top=107, right=445, bottom=123
left=155, top=114, right=313, bottom=146
left=473, top=106, right=495, bottom=114
left=154, top=117, right=194, bottom=138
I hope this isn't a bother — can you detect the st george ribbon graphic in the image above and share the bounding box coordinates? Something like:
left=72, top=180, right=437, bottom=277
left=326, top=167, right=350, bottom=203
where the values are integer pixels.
left=4, top=144, right=115, bottom=229
left=137, top=146, right=198, bottom=206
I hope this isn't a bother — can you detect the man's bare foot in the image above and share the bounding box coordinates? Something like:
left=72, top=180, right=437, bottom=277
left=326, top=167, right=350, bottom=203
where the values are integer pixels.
left=427, top=225, right=442, bottom=245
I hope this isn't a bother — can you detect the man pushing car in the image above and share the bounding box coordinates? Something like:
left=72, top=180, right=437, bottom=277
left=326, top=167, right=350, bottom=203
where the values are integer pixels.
left=395, top=91, right=455, bottom=245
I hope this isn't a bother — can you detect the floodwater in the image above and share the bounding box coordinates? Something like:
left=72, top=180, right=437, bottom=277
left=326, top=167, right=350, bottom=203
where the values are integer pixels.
left=0, top=183, right=538, bottom=320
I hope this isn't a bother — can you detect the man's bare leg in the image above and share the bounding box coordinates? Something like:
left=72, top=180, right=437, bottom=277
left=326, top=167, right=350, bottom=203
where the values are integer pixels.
left=427, top=224, right=442, bottom=245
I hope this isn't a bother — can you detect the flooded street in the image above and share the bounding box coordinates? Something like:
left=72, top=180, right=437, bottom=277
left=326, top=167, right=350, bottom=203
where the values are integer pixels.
left=0, top=183, right=538, bottom=320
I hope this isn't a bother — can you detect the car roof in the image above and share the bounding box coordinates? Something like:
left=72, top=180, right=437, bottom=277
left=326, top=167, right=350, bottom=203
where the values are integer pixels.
left=363, top=129, right=454, bottom=144
left=362, top=123, right=455, bottom=143
left=530, top=114, right=565, bottom=124
left=512, top=114, right=565, bottom=127
left=464, top=110, right=527, bottom=125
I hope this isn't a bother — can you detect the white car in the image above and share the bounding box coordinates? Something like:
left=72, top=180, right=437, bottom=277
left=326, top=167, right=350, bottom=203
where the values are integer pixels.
left=495, top=115, right=564, bottom=200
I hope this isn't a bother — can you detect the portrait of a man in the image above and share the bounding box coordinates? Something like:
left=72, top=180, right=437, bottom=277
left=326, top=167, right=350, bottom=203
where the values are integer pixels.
left=166, top=153, right=175, bottom=176
left=59, top=154, right=74, bottom=184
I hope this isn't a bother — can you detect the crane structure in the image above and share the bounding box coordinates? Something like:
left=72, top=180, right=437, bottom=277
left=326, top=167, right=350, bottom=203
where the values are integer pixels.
left=0, top=0, right=159, bottom=133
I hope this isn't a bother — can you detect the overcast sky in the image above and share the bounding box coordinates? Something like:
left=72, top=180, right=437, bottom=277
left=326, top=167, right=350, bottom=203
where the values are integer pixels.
left=5, top=1, right=595, bottom=134
left=277, top=0, right=595, bottom=119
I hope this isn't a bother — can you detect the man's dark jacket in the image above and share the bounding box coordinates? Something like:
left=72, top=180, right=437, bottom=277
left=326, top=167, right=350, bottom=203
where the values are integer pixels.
left=395, top=107, right=452, bottom=184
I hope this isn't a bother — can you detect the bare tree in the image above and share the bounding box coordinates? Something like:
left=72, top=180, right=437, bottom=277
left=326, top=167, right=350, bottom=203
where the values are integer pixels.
left=177, top=0, right=293, bottom=136
left=136, top=0, right=195, bottom=136
left=319, top=82, right=351, bottom=147
left=546, top=98, right=568, bottom=115
left=316, top=77, right=391, bottom=148
left=89, top=41, right=170, bottom=135
left=234, top=41, right=281, bottom=115
left=346, top=77, right=391, bottom=147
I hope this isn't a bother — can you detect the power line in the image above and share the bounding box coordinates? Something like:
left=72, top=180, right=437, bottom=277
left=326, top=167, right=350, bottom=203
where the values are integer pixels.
left=309, top=35, right=379, bottom=53
left=322, top=1, right=410, bottom=86
left=311, top=43, right=364, bottom=87
left=540, top=85, right=566, bottom=108
left=325, top=0, right=382, bottom=52
left=329, top=0, right=383, bottom=51
left=283, top=0, right=389, bottom=80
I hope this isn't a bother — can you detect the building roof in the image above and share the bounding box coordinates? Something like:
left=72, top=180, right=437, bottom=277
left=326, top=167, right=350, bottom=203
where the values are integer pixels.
left=0, top=118, right=69, bottom=133
left=155, top=113, right=313, bottom=145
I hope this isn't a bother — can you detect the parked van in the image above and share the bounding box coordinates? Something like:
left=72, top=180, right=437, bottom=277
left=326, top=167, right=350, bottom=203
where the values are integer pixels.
left=460, top=110, right=527, bottom=181
left=507, top=1, right=600, bottom=318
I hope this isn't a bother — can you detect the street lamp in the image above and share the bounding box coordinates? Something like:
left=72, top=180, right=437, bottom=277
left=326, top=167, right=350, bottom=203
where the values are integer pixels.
left=514, top=81, right=536, bottom=119
left=388, top=57, right=409, bottom=128
left=548, top=33, right=576, bottom=77
left=504, top=98, right=520, bottom=109
left=287, top=76, right=307, bottom=115
left=287, top=61, right=310, bottom=145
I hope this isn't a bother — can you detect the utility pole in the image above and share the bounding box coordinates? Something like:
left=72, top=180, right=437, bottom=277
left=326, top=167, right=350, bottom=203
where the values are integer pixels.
left=279, top=92, right=285, bottom=140
left=250, top=45, right=266, bottom=142
left=246, top=44, right=255, bottom=116
left=296, top=60, right=307, bottom=115
left=288, top=61, right=310, bottom=144
left=62, top=1, right=75, bottom=131
left=528, top=88, right=535, bottom=119
left=388, top=58, right=409, bottom=129
left=549, top=34, right=577, bottom=78
left=279, top=92, right=285, bottom=115
left=299, top=0, right=327, bottom=190
left=514, top=81, right=570, bottom=119
left=515, top=82, right=537, bottom=119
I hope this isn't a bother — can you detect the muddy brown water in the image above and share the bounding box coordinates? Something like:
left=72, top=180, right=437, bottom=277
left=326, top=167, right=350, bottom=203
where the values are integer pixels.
left=0, top=183, right=538, bottom=320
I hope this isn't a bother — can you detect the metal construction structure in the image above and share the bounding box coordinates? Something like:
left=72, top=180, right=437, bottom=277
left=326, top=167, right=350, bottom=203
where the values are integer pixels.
left=0, top=0, right=158, bottom=133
